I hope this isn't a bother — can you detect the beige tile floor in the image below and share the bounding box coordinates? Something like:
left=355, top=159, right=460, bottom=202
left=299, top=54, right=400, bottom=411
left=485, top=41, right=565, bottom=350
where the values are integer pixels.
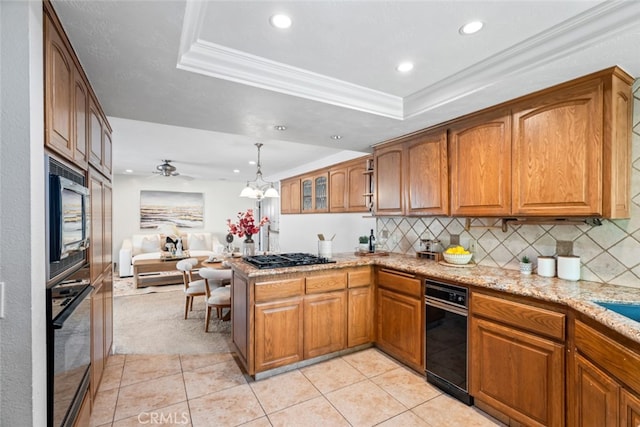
left=91, top=348, right=504, bottom=427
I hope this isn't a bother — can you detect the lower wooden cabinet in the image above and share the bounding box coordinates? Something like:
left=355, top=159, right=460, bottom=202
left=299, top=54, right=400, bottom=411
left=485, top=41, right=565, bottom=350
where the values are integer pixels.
left=254, top=298, right=304, bottom=372
left=304, top=291, right=346, bottom=358
left=573, top=319, right=640, bottom=427
left=574, top=353, right=619, bottom=427
left=471, top=316, right=565, bottom=426
left=348, top=286, right=373, bottom=347
left=470, top=293, right=565, bottom=426
left=621, top=388, right=640, bottom=427
left=376, top=288, right=423, bottom=371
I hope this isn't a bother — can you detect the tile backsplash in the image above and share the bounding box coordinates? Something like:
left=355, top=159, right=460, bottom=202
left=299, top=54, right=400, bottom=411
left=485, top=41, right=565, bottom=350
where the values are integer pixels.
left=377, top=80, right=640, bottom=290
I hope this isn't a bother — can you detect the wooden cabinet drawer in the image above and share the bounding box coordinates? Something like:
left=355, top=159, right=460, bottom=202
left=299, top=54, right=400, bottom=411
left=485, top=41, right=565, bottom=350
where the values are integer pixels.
left=472, top=293, right=565, bottom=341
left=575, top=320, right=640, bottom=393
left=255, top=278, right=304, bottom=302
left=348, top=268, right=371, bottom=288
left=306, top=273, right=347, bottom=294
left=377, top=269, right=421, bottom=298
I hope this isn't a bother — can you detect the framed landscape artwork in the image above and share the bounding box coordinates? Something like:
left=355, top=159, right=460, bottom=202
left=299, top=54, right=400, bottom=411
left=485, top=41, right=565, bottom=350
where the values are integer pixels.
left=140, top=190, right=204, bottom=229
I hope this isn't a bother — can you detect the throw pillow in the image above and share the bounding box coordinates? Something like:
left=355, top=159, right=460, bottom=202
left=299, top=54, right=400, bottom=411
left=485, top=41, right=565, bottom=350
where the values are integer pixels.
left=140, top=235, right=160, bottom=253
left=188, top=233, right=209, bottom=251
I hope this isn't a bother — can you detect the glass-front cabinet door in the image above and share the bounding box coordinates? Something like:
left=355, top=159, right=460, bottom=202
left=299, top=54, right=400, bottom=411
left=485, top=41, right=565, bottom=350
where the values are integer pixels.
left=301, top=178, right=313, bottom=212
left=300, top=172, right=329, bottom=212
left=315, top=175, right=328, bottom=212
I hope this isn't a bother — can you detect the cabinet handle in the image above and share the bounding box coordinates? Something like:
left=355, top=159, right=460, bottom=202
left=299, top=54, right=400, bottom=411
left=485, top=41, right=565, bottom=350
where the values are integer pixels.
left=380, top=268, right=415, bottom=279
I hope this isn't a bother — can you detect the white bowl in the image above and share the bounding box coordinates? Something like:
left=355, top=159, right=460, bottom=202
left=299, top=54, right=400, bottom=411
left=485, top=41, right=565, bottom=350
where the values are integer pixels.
left=443, top=252, right=473, bottom=265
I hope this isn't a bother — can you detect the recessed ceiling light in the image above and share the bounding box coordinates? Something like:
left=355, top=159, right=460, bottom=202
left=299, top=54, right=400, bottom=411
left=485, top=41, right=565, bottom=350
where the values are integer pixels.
left=125, top=169, right=133, bottom=174
left=274, top=125, right=287, bottom=131
left=396, top=62, right=414, bottom=73
left=330, top=135, right=342, bottom=140
left=270, top=14, right=292, bottom=29
left=460, top=21, right=484, bottom=35
left=249, top=160, right=257, bottom=165
left=233, top=169, right=240, bottom=173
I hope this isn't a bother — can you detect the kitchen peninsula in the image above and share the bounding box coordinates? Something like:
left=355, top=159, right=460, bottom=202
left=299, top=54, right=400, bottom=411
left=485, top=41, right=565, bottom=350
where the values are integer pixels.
left=229, top=253, right=640, bottom=425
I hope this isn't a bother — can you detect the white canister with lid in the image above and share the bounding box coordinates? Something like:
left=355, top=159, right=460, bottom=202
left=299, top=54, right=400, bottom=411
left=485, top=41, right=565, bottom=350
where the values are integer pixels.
left=557, top=255, right=580, bottom=281
left=537, top=256, right=556, bottom=277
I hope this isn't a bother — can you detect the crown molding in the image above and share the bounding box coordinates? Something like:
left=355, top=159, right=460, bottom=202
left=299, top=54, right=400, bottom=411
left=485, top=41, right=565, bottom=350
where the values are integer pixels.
left=177, top=1, right=402, bottom=119
left=403, top=0, right=640, bottom=119
left=178, top=0, right=640, bottom=122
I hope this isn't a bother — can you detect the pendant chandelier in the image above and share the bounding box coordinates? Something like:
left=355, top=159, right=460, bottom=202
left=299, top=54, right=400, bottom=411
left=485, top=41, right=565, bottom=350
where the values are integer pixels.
left=239, top=143, right=279, bottom=199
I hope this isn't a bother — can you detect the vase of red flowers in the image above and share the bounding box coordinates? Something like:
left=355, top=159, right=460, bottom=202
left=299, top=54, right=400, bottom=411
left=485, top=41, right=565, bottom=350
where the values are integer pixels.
left=226, top=209, right=269, bottom=257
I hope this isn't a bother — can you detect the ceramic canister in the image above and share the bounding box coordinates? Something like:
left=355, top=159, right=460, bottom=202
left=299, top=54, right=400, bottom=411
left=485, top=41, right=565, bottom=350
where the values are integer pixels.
left=318, top=240, right=332, bottom=258
left=557, top=255, right=580, bottom=281
left=537, top=256, right=556, bottom=277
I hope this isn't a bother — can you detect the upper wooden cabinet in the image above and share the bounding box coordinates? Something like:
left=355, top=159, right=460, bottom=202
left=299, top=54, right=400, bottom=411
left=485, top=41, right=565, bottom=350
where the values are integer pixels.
left=73, top=70, right=89, bottom=169
left=44, top=13, right=74, bottom=160
left=44, top=5, right=111, bottom=176
left=449, top=111, right=512, bottom=217
left=329, top=167, right=348, bottom=212
left=88, top=97, right=112, bottom=177
left=374, top=66, right=632, bottom=219
left=374, top=143, right=404, bottom=215
left=512, top=79, right=603, bottom=216
left=374, top=129, right=449, bottom=216
left=301, top=172, right=328, bottom=213
left=280, top=178, right=301, bottom=214
left=405, top=129, right=449, bottom=216
left=329, top=157, right=371, bottom=213
left=281, top=155, right=371, bottom=214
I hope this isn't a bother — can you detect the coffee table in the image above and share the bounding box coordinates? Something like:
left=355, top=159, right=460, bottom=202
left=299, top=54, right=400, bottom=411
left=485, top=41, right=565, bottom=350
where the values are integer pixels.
left=132, top=255, right=208, bottom=288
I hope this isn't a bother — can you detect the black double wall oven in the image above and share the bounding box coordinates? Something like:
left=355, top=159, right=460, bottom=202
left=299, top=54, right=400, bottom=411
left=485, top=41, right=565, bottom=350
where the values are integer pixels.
left=46, top=156, right=92, bottom=427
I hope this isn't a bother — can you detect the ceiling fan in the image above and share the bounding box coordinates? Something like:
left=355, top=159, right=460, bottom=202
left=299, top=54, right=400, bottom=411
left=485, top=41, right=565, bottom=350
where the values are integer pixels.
left=154, top=160, right=180, bottom=177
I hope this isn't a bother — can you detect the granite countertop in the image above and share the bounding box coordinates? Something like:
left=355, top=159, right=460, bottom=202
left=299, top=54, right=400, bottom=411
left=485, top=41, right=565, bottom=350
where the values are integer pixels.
left=228, top=252, right=640, bottom=345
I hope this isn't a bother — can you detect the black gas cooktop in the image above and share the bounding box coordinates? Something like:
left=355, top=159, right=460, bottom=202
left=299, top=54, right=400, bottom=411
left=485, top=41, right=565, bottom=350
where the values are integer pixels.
left=244, top=253, right=336, bottom=269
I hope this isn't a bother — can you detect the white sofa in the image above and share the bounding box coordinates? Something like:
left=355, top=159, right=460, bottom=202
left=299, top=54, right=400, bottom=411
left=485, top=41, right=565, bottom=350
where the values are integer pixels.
left=118, top=231, right=224, bottom=277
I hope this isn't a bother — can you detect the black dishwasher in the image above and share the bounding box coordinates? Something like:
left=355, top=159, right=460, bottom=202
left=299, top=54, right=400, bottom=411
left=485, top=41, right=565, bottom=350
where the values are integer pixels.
left=425, top=279, right=473, bottom=405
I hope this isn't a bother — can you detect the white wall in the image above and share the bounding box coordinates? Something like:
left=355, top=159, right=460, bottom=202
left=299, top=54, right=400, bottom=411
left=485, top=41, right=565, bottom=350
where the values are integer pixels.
left=279, top=213, right=376, bottom=255
left=112, top=174, right=257, bottom=263
left=0, top=1, right=47, bottom=424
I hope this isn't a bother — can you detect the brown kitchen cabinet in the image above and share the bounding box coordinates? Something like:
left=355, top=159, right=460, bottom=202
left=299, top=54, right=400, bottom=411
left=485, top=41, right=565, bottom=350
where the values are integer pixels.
left=574, top=353, right=618, bottom=427
left=405, top=128, right=449, bottom=216
left=72, top=69, right=89, bottom=169
left=373, top=128, right=448, bottom=216
left=304, top=291, right=347, bottom=358
left=88, top=97, right=113, bottom=177
left=512, top=79, right=603, bottom=216
left=301, top=172, right=329, bottom=213
left=347, top=268, right=374, bottom=347
left=470, top=292, right=566, bottom=426
left=255, top=297, right=304, bottom=372
left=329, top=167, right=348, bottom=212
left=621, top=389, right=640, bottom=427
left=304, top=272, right=347, bottom=358
left=572, top=319, right=640, bottom=427
left=329, top=157, right=371, bottom=213
left=449, top=110, right=512, bottom=217
left=374, top=142, right=404, bottom=215
left=44, top=12, right=74, bottom=161
left=347, top=159, right=370, bottom=212
left=280, top=178, right=301, bottom=214
left=233, top=267, right=372, bottom=377
left=512, top=70, right=632, bottom=218
left=280, top=155, right=370, bottom=214
left=376, top=268, right=424, bottom=371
